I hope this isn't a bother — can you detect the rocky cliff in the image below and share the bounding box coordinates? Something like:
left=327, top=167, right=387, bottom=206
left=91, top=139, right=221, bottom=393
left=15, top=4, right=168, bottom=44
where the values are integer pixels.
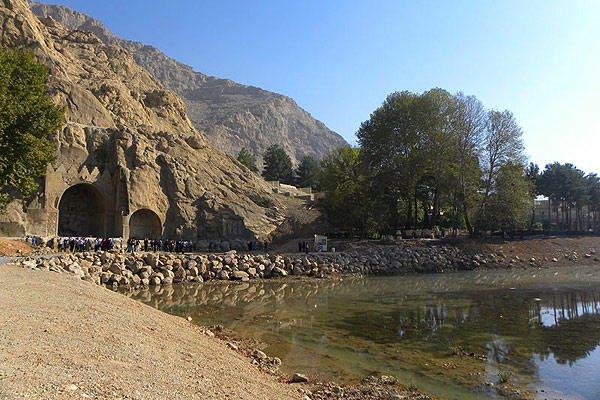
left=30, top=1, right=348, bottom=166
left=0, top=0, right=284, bottom=241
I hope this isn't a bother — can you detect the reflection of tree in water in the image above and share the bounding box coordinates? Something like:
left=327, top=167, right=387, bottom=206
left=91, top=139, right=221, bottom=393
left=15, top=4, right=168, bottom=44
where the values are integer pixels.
left=541, top=291, right=600, bottom=366
left=126, top=278, right=600, bottom=384
left=335, top=287, right=600, bottom=377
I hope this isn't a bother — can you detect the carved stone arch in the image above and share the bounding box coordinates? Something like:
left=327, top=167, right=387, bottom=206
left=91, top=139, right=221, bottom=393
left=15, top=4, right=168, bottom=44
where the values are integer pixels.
left=58, top=183, right=106, bottom=237
left=128, top=208, right=162, bottom=239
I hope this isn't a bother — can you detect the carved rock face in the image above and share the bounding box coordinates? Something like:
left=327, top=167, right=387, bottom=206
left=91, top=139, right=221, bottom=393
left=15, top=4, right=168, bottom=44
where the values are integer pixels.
left=0, top=0, right=284, bottom=240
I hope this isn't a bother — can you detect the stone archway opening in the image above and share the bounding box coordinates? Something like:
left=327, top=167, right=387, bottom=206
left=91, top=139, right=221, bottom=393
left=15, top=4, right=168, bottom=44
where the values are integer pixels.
left=58, top=183, right=105, bottom=237
left=129, top=209, right=162, bottom=239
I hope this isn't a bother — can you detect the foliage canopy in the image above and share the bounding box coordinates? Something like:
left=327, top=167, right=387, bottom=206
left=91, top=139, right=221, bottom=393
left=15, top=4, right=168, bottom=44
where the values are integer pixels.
left=0, top=47, right=64, bottom=207
left=262, top=144, right=293, bottom=184
left=236, top=147, right=258, bottom=172
left=319, top=88, right=535, bottom=236
left=294, top=155, right=321, bottom=189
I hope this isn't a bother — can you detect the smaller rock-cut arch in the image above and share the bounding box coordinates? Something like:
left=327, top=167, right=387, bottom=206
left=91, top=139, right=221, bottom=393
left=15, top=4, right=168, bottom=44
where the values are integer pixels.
left=129, top=209, right=162, bottom=239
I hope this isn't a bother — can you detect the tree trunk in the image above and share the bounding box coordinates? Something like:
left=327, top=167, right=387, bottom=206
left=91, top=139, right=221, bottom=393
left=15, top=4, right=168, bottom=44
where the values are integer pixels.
left=528, top=202, right=536, bottom=231
left=414, top=195, right=418, bottom=228
left=387, top=192, right=399, bottom=234
left=432, top=188, right=439, bottom=227
left=407, top=198, right=412, bottom=230
left=464, top=202, right=474, bottom=237
left=548, top=199, right=552, bottom=233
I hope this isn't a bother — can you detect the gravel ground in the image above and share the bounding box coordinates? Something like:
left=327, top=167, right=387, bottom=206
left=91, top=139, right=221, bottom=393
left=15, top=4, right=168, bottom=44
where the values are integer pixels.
left=0, top=264, right=303, bottom=400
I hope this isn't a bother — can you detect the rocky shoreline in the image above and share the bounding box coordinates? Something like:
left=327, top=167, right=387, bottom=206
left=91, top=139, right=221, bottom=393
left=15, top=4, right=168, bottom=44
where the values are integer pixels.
left=15, top=243, right=477, bottom=290
left=16, top=238, right=600, bottom=290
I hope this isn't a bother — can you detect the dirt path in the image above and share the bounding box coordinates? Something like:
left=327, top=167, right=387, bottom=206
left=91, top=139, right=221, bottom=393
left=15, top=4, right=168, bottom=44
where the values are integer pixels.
left=0, top=264, right=303, bottom=400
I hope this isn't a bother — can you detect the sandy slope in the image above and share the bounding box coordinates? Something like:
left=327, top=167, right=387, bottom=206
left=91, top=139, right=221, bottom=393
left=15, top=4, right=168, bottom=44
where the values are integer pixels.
left=0, top=238, right=33, bottom=256
left=0, top=264, right=302, bottom=400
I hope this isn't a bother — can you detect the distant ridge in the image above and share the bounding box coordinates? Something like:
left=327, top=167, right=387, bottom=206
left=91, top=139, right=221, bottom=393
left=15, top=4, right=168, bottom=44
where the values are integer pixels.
left=30, top=1, right=348, bottom=166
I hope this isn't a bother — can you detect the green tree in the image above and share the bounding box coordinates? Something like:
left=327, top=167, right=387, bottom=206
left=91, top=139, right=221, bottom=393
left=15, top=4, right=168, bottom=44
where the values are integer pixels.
left=480, top=110, right=525, bottom=201
left=358, top=89, right=479, bottom=232
left=526, top=162, right=540, bottom=229
left=586, top=173, right=600, bottom=232
left=477, top=162, right=534, bottom=233
left=0, top=47, right=64, bottom=207
left=319, top=145, right=373, bottom=237
left=448, top=92, right=485, bottom=235
left=538, top=163, right=587, bottom=231
left=236, top=147, right=258, bottom=172
left=357, top=90, right=426, bottom=230
left=475, top=110, right=526, bottom=233
left=343, top=88, right=531, bottom=235
left=419, top=88, right=457, bottom=227
left=262, top=144, right=293, bottom=183
left=294, top=156, right=321, bottom=189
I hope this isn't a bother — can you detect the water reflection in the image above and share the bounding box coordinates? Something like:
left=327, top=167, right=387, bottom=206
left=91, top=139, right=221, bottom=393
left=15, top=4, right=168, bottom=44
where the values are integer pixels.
left=125, top=265, right=600, bottom=399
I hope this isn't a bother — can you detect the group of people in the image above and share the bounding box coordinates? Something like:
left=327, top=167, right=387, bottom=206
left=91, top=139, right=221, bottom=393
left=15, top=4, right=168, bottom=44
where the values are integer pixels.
left=47, top=236, right=272, bottom=254
left=245, top=241, right=267, bottom=251
left=58, top=237, right=114, bottom=252
left=298, top=241, right=311, bottom=254
left=126, top=237, right=193, bottom=254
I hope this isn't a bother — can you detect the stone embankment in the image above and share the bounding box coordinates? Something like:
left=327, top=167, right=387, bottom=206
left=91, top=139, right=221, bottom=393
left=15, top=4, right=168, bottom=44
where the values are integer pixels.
left=16, top=244, right=475, bottom=289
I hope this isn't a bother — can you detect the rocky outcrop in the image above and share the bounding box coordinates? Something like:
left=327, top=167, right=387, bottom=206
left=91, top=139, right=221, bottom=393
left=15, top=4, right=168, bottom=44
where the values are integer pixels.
left=0, top=0, right=284, bottom=240
left=30, top=1, right=348, bottom=166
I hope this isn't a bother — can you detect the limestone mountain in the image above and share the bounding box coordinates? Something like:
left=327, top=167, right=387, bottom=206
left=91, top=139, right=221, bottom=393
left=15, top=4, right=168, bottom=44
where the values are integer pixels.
left=30, top=1, right=348, bottom=166
left=0, top=0, right=284, bottom=243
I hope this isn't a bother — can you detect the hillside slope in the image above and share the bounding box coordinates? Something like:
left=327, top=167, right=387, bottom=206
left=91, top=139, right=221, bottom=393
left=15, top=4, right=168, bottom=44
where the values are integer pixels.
left=30, top=1, right=348, bottom=166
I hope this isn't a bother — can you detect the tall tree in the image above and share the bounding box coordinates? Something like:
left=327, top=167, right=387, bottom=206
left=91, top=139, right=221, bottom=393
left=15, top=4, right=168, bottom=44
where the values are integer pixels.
left=449, top=92, right=485, bottom=235
left=262, top=144, right=293, bottom=184
left=538, top=163, right=587, bottom=231
left=476, top=110, right=526, bottom=232
left=0, top=47, right=65, bottom=208
left=480, top=110, right=525, bottom=202
left=526, top=162, right=540, bottom=229
left=357, top=91, right=426, bottom=230
left=295, top=155, right=321, bottom=189
left=586, top=173, right=600, bottom=232
left=419, top=88, right=456, bottom=227
left=236, top=147, right=258, bottom=172
left=319, top=145, right=373, bottom=237
left=477, top=162, right=534, bottom=233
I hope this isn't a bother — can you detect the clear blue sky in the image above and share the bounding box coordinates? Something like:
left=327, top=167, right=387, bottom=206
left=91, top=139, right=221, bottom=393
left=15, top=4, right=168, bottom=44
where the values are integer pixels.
left=40, top=0, right=600, bottom=173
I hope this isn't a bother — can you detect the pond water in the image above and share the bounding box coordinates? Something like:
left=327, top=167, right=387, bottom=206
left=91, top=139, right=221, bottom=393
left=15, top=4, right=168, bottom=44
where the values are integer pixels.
left=125, top=265, right=600, bottom=400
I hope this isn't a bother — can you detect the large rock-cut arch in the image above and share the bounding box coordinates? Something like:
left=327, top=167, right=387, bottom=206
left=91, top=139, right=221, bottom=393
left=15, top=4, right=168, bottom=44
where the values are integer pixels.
left=58, top=183, right=105, bottom=237
left=129, top=209, right=162, bottom=239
